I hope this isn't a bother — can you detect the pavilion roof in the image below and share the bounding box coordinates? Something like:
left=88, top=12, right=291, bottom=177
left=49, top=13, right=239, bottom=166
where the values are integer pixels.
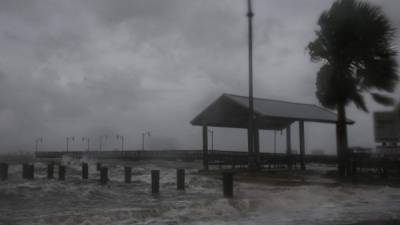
left=191, top=93, right=354, bottom=130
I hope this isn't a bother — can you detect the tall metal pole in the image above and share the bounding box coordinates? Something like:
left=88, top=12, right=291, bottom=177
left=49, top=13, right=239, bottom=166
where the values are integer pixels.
left=142, top=133, right=145, bottom=151
left=122, top=136, right=124, bottom=152
left=247, top=0, right=255, bottom=168
left=141, top=132, right=150, bottom=151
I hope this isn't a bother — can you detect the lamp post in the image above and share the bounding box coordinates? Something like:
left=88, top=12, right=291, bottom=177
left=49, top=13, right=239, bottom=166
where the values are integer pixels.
left=208, top=129, right=214, bottom=151
left=246, top=0, right=257, bottom=168
left=35, top=137, right=43, bottom=152
left=82, top=137, right=90, bottom=151
left=116, top=134, right=125, bottom=152
left=141, top=131, right=150, bottom=151
left=66, top=136, right=75, bottom=152
left=99, top=135, right=108, bottom=151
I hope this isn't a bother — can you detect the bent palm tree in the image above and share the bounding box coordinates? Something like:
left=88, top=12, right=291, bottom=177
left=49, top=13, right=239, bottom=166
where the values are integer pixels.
left=307, top=0, right=398, bottom=176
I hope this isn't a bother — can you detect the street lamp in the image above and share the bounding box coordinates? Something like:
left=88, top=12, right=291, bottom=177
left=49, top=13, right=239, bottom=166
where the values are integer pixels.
left=141, top=131, right=151, bottom=151
left=99, top=135, right=108, bottom=151
left=82, top=137, right=90, bottom=151
left=35, top=137, right=43, bottom=152
left=116, top=134, right=125, bottom=151
left=208, top=129, right=214, bottom=151
left=66, top=136, right=75, bottom=152
left=246, top=0, right=257, bottom=168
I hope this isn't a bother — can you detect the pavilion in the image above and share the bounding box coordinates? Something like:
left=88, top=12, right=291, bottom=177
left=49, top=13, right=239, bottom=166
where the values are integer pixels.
left=191, top=93, right=354, bottom=170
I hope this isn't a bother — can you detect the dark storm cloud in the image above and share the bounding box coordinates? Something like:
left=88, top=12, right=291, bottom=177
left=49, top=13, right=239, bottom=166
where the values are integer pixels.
left=0, top=0, right=399, bottom=153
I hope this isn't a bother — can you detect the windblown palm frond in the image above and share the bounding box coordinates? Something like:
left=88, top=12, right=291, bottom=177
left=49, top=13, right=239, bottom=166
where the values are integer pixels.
left=308, top=0, right=398, bottom=110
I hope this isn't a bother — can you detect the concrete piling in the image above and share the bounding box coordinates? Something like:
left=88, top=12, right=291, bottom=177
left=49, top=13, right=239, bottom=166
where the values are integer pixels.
left=58, top=165, right=66, bottom=180
left=124, top=166, right=131, bottom=183
left=177, top=168, right=185, bottom=190
left=82, top=163, right=88, bottom=179
left=151, top=170, right=160, bottom=194
left=0, top=163, right=8, bottom=180
left=100, top=167, right=108, bottom=184
left=222, top=172, right=234, bottom=198
left=47, top=163, right=54, bottom=179
left=96, top=163, right=101, bottom=171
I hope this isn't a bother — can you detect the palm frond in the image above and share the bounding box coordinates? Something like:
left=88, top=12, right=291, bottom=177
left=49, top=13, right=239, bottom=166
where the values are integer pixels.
left=370, top=93, right=395, bottom=106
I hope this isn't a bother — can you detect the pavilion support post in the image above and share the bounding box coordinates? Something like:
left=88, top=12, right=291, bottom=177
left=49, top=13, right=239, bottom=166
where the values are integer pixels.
left=254, top=125, right=260, bottom=168
left=202, top=124, right=209, bottom=171
left=299, top=121, right=306, bottom=170
left=286, top=125, right=292, bottom=170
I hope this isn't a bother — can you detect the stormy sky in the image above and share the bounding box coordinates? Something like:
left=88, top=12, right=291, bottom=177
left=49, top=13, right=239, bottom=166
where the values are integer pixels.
left=0, top=0, right=399, bottom=154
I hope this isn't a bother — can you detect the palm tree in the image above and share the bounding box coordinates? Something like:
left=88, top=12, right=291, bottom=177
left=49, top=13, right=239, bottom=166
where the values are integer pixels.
left=307, top=0, right=398, bottom=176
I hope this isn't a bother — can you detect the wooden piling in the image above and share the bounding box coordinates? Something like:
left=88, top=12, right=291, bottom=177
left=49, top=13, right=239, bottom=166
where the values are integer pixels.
left=96, top=163, right=101, bottom=171
left=223, top=172, right=233, bottom=198
left=58, top=165, right=66, bottom=180
left=22, top=163, right=28, bottom=179
left=47, top=163, right=54, bottom=179
left=124, top=166, right=131, bottom=183
left=82, top=163, right=88, bottom=179
left=100, top=167, right=108, bottom=184
left=177, top=168, right=185, bottom=190
left=0, top=163, right=8, bottom=180
left=151, top=170, right=160, bottom=194
left=24, top=164, right=34, bottom=180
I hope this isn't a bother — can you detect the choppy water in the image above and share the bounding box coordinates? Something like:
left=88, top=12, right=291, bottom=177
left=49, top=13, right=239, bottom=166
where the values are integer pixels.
left=0, top=157, right=399, bottom=225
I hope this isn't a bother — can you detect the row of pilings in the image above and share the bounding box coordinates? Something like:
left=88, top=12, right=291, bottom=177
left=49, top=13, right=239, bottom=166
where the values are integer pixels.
left=0, top=162, right=234, bottom=197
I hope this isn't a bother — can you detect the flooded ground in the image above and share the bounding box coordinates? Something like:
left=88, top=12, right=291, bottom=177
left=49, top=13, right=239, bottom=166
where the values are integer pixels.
left=0, top=157, right=399, bottom=225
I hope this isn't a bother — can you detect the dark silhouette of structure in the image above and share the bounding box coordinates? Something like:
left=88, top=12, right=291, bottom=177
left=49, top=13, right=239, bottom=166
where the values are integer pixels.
left=191, top=93, right=353, bottom=170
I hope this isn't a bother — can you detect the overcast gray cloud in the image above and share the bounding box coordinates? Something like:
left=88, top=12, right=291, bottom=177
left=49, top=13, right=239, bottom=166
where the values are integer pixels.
left=0, top=0, right=399, bottom=153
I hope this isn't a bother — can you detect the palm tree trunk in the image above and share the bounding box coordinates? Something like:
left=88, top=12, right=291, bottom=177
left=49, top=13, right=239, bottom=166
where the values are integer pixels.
left=336, top=103, right=349, bottom=177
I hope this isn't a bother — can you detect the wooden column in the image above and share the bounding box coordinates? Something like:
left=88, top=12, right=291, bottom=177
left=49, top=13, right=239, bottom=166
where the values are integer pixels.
left=286, top=125, right=292, bottom=170
left=202, top=124, right=209, bottom=171
left=254, top=126, right=260, bottom=167
left=299, top=121, right=306, bottom=170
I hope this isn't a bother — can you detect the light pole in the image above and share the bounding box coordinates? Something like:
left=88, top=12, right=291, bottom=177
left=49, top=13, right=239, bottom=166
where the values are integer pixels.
left=66, top=136, right=75, bottom=152
left=208, top=129, right=214, bottom=151
left=141, top=131, right=150, bottom=151
left=99, top=135, right=108, bottom=151
left=82, top=137, right=90, bottom=151
left=246, top=0, right=257, bottom=168
left=35, top=137, right=43, bottom=152
left=116, top=134, right=124, bottom=151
